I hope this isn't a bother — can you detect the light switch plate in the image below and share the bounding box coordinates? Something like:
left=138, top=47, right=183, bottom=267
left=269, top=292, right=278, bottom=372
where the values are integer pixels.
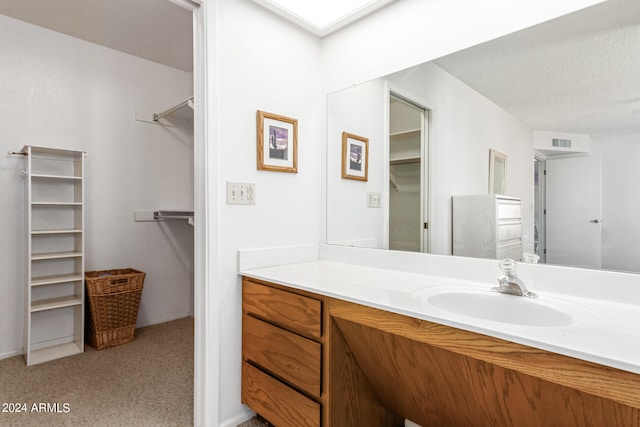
left=367, top=192, right=381, bottom=208
left=227, top=182, right=255, bottom=205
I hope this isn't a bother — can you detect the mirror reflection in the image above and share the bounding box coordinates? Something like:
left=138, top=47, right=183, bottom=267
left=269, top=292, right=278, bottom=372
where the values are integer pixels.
left=489, top=149, right=507, bottom=195
left=326, top=0, right=640, bottom=273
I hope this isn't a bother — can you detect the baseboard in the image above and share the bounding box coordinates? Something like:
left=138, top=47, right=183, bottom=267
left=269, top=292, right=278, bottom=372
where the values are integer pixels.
left=219, top=407, right=256, bottom=427
left=0, top=349, right=23, bottom=361
left=136, top=312, right=192, bottom=328
left=5, top=335, right=75, bottom=360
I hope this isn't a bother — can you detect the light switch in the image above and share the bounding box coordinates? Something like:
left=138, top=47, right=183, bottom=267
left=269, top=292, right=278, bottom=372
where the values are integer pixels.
left=227, top=182, right=255, bottom=205
left=367, top=192, right=381, bottom=208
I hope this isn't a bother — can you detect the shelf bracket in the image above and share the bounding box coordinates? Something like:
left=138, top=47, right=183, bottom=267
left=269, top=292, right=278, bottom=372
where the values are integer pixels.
left=153, top=96, right=194, bottom=122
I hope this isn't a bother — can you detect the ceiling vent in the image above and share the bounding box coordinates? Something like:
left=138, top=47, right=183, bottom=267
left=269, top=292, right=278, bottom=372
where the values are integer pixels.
left=552, top=138, right=572, bottom=148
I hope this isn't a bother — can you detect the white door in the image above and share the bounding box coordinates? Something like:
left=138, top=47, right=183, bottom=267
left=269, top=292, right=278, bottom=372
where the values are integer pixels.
left=545, top=156, right=602, bottom=268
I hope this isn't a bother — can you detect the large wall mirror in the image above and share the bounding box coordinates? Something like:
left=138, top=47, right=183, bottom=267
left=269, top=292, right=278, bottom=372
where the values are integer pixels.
left=326, top=0, right=640, bottom=273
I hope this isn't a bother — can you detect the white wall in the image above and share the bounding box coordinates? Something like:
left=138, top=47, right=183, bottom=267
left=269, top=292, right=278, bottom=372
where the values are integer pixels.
left=0, top=15, right=193, bottom=358
left=210, top=0, right=324, bottom=424
left=321, top=0, right=604, bottom=92
left=326, top=79, right=386, bottom=247
left=592, top=132, right=640, bottom=272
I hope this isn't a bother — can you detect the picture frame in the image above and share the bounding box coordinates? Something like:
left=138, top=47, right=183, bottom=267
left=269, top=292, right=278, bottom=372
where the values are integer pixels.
left=342, top=132, right=369, bottom=181
left=489, top=148, right=507, bottom=194
left=257, top=110, right=298, bottom=173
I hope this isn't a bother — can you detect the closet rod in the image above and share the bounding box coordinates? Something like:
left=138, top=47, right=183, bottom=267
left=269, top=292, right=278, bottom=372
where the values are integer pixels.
left=153, top=210, right=195, bottom=227
left=8, top=151, right=28, bottom=156
left=153, top=96, right=194, bottom=122
left=153, top=210, right=194, bottom=220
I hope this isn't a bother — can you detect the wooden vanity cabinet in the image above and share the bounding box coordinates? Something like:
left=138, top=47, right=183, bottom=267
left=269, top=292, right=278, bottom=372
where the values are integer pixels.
left=329, top=299, right=640, bottom=427
left=241, top=277, right=400, bottom=427
left=242, top=278, right=323, bottom=427
left=243, top=276, right=640, bottom=426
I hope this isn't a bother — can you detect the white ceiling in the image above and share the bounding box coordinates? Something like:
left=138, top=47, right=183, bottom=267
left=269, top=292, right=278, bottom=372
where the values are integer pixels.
left=433, top=0, right=640, bottom=138
left=0, top=0, right=193, bottom=71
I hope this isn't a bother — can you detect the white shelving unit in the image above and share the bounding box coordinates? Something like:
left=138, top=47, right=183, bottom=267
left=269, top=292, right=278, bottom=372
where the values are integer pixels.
left=24, top=146, right=85, bottom=366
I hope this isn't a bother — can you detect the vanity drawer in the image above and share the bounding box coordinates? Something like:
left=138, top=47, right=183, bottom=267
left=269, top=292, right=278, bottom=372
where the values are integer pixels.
left=242, top=361, right=321, bottom=427
left=243, top=279, right=322, bottom=339
left=243, top=314, right=321, bottom=397
left=497, top=201, right=521, bottom=220
left=497, top=221, right=521, bottom=242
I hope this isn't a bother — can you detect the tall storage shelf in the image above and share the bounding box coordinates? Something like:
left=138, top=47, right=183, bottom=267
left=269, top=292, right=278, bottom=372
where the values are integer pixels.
left=24, top=146, right=85, bottom=366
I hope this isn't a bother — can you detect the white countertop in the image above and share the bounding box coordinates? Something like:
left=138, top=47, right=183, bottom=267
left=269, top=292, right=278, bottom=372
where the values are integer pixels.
left=239, top=245, right=640, bottom=376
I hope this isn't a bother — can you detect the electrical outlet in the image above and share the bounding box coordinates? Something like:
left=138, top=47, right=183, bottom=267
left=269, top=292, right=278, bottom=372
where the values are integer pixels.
left=227, top=182, right=255, bottom=205
left=367, top=192, right=381, bottom=208
left=246, top=183, right=255, bottom=204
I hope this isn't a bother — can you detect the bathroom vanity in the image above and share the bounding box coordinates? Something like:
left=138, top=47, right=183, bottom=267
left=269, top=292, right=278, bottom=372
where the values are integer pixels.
left=240, top=245, right=640, bottom=426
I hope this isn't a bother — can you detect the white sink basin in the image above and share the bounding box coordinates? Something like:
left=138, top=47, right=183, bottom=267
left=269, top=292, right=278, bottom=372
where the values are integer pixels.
left=425, top=290, right=573, bottom=327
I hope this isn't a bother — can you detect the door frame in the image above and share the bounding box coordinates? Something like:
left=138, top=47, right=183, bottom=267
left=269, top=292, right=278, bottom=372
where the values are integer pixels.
left=533, top=153, right=546, bottom=263
left=168, top=0, right=214, bottom=425
left=385, top=84, right=431, bottom=253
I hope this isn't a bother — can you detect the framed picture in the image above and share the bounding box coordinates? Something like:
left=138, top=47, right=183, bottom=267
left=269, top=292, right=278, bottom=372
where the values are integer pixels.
left=342, top=132, right=369, bottom=181
left=257, top=110, right=298, bottom=173
left=489, top=149, right=507, bottom=194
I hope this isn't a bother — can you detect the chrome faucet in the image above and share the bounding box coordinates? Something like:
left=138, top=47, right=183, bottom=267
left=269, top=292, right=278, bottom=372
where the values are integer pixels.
left=492, top=258, right=537, bottom=298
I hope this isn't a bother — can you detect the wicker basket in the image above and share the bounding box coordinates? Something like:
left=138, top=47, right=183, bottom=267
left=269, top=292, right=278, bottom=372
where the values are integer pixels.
left=85, top=268, right=145, bottom=350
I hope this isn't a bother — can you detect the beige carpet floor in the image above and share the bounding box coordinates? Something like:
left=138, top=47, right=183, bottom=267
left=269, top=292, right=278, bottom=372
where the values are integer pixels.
left=0, top=317, right=193, bottom=427
left=237, top=416, right=269, bottom=427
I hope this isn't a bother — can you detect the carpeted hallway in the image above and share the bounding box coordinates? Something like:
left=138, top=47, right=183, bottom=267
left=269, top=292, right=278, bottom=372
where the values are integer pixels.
left=0, top=317, right=193, bottom=426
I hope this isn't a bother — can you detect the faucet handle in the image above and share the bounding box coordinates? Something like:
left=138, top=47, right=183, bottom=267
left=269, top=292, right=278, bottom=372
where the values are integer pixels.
left=499, top=258, right=517, bottom=276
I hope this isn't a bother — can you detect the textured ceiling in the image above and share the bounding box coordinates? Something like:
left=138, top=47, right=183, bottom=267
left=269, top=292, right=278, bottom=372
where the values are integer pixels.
left=0, top=0, right=193, bottom=71
left=433, top=0, right=640, bottom=137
